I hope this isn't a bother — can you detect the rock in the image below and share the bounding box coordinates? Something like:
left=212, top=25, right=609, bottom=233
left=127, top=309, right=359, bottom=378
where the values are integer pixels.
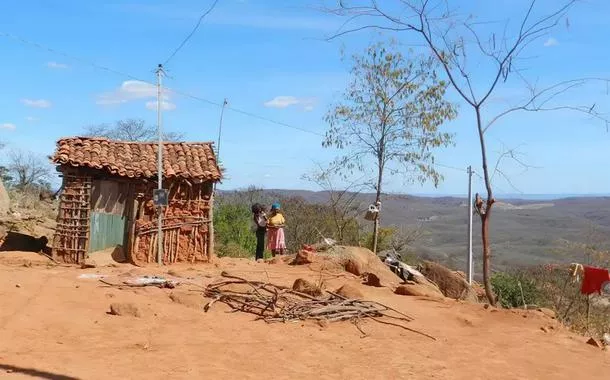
left=109, top=303, right=141, bottom=318
left=344, top=258, right=364, bottom=276
left=362, top=272, right=382, bottom=287
left=292, top=249, right=316, bottom=265
left=418, top=261, right=479, bottom=302
left=395, top=284, right=444, bottom=299
left=15, top=284, right=21, bottom=288
left=537, top=307, right=557, bottom=319
left=335, top=284, right=364, bottom=299
left=540, top=326, right=549, bottom=333
left=586, top=337, right=602, bottom=348
left=169, top=292, right=204, bottom=309
left=81, top=258, right=97, bottom=269
left=292, top=278, right=323, bottom=297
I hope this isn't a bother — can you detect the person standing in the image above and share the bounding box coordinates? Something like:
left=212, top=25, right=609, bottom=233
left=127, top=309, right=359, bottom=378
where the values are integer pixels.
left=267, top=203, right=287, bottom=256
left=251, top=203, right=268, bottom=260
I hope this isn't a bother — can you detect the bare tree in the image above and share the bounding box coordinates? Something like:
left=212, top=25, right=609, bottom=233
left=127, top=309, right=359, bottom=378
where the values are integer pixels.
left=84, top=118, right=183, bottom=142
left=8, top=150, right=51, bottom=190
left=303, top=164, right=364, bottom=244
left=326, top=0, right=610, bottom=304
left=323, top=41, right=457, bottom=253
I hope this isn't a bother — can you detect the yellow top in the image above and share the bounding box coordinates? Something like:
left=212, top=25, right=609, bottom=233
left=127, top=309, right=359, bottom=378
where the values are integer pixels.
left=268, top=213, right=285, bottom=227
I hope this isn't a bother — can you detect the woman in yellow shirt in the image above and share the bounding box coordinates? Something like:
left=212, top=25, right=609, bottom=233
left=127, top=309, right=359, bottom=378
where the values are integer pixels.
left=267, top=203, right=286, bottom=256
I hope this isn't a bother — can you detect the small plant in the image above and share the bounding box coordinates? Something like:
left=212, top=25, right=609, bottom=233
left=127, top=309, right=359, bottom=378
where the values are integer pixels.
left=491, top=271, right=541, bottom=309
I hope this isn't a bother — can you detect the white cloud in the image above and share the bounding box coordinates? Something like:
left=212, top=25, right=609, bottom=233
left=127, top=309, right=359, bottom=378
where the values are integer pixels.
left=544, top=37, right=559, bottom=47
left=264, top=96, right=300, bottom=108
left=97, top=80, right=175, bottom=111
left=21, top=99, right=52, bottom=108
left=264, top=96, right=317, bottom=111
left=0, top=123, right=16, bottom=130
left=145, top=100, right=176, bottom=111
left=25, top=116, right=38, bottom=122
left=47, top=61, right=69, bottom=69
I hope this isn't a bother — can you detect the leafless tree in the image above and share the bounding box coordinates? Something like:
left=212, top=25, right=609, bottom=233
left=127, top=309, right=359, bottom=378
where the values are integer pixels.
left=303, top=164, right=364, bottom=244
left=84, top=118, right=183, bottom=142
left=8, top=150, right=52, bottom=190
left=325, top=0, right=610, bottom=304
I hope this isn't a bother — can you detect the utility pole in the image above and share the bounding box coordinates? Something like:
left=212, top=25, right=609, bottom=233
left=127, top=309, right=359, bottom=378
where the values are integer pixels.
left=214, top=99, right=228, bottom=192
left=467, top=165, right=473, bottom=284
left=156, top=64, right=164, bottom=265
left=216, top=98, right=228, bottom=159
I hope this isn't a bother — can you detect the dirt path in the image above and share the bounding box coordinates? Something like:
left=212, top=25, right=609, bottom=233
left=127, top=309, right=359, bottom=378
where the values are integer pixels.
left=0, top=252, right=608, bottom=379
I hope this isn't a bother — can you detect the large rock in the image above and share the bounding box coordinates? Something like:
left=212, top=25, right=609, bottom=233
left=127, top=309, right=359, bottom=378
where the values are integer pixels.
left=335, top=284, right=364, bottom=299
left=318, top=246, right=402, bottom=287
left=292, top=278, right=323, bottom=297
left=395, top=283, right=444, bottom=299
left=0, top=180, right=9, bottom=215
left=418, top=261, right=479, bottom=302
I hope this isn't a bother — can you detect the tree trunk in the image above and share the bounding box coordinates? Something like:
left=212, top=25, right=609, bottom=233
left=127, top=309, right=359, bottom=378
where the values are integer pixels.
left=481, top=209, right=495, bottom=304
left=372, top=186, right=382, bottom=254
left=476, top=107, right=496, bottom=305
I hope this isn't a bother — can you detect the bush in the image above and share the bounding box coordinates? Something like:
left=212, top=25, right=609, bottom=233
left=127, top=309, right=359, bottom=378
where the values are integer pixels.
left=214, top=202, right=256, bottom=256
left=216, top=242, right=253, bottom=258
left=491, top=271, right=542, bottom=308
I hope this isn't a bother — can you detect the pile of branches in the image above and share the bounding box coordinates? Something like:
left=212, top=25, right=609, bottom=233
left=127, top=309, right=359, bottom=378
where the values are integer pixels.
left=204, top=272, right=435, bottom=340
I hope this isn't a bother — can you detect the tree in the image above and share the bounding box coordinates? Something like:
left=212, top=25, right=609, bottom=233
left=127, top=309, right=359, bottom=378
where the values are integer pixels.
left=327, top=0, right=610, bottom=304
left=84, top=118, right=183, bottom=142
left=323, top=42, right=457, bottom=254
left=8, top=150, right=51, bottom=190
left=303, top=164, right=363, bottom=244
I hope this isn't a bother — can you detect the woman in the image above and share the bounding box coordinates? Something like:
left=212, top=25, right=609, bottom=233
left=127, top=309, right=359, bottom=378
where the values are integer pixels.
left=266, top=203, right=287, bottom=256
left=251, top=203, right=268, bottom=260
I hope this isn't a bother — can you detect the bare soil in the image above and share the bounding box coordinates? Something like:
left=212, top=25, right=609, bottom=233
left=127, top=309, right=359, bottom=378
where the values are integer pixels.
left=0, top=251, right=608, bottom=380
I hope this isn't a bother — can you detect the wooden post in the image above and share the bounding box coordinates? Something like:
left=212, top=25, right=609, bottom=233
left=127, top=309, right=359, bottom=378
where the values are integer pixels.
left=207, top=189, right=214, bottom=261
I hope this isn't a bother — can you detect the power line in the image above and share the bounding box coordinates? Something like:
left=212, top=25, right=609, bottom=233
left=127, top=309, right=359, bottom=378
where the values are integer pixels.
left=163, top=0, right=220, bottom=66
left=0, top=31, right=323, bottom=137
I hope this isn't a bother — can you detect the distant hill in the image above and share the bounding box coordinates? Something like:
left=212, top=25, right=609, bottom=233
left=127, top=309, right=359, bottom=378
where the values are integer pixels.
left=232, top=189, right=610, bottom=274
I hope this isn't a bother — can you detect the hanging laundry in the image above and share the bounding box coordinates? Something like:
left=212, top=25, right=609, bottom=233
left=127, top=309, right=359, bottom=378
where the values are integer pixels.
left=580, top=265, right=610, bottom=295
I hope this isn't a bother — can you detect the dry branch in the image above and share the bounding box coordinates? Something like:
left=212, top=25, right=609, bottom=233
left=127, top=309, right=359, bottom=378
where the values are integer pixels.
left=203, top=272, right=435, bottom=340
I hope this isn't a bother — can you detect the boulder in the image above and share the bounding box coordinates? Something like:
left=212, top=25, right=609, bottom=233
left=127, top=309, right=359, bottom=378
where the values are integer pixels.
left=418, top=261, right=479, bottom=302
left=335, top=284, right=364, bottom=299
left=363, top=272, right=382, bottom=287
left=395, top=284, right=444, bottom=299
left=318, top=246, right=402, bottom=287
left=292, top=278, right=323, bottom=297
left=292, top=249, right=316, bottom=265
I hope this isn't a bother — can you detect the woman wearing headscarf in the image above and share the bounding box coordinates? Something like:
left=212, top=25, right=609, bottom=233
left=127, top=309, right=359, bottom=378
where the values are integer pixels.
left=266, top=202, right=286, bottom=256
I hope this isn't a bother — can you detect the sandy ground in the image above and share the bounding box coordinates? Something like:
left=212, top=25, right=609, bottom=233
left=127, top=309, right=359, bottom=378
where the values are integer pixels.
left=0, top=251, right=609, bottom=380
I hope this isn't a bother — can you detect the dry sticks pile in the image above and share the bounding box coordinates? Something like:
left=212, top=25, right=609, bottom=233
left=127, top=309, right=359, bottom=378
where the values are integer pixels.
left=204, top=272, right=435, bottom=340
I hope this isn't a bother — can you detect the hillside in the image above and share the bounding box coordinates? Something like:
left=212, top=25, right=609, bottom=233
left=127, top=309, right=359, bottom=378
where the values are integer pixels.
left=253, top=190, right=610, bottom=273
left=0, top=252, right=608, bottom=379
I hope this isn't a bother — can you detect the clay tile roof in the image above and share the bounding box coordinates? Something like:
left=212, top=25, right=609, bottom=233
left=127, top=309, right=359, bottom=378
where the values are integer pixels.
left=50, top=137, right=222, bottom=181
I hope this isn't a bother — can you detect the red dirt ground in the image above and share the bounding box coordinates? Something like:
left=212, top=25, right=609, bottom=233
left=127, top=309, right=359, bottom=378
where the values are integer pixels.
left=0, top=251, right=608, bottom=380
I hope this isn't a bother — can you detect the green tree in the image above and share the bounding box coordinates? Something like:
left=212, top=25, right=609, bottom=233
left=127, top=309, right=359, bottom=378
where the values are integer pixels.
left=323, top=42, right=457, bottom=254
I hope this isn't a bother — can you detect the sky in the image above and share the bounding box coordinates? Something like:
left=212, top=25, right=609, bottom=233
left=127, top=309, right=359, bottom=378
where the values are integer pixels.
left=0, top=0, right=609, bottom=196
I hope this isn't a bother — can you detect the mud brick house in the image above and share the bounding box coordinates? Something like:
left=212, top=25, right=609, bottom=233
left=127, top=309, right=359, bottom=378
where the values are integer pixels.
left=49, top=137, right=222, bottom=265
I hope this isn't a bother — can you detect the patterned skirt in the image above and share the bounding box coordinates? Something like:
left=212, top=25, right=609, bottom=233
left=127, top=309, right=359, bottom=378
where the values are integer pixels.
left=267, top=227, right=286, bottom=251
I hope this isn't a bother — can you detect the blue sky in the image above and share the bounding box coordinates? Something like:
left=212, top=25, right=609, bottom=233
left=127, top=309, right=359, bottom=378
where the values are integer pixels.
left=0, top=0, right=609, bottom=196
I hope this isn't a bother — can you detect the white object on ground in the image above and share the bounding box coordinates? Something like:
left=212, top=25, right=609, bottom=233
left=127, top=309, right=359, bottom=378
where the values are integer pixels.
left=77, top=273, right=107, bottom=279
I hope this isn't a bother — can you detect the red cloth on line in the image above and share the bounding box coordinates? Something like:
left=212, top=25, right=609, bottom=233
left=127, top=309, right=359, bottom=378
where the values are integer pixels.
left=580, top=266, right=610, bottom=295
